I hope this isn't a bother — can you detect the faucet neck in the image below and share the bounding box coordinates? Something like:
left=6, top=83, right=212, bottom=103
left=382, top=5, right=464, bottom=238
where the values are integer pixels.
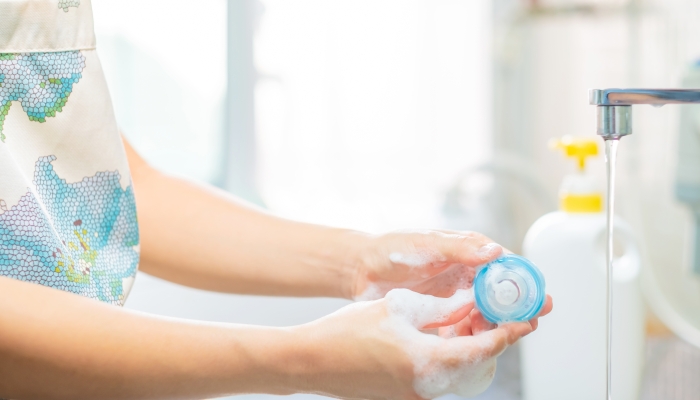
left=596, top=105, right=632, bottom=140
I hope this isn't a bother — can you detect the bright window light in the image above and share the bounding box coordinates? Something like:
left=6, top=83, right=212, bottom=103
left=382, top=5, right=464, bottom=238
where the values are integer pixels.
left=92, top=0, right=227, bottom=184
left=255, top=0, right=493, bottom=233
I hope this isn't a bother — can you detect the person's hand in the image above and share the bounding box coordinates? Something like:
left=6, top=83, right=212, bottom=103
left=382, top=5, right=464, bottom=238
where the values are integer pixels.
left=292, top=288, right=553, bottom=400
left=349, top=230, right=505, bottom=300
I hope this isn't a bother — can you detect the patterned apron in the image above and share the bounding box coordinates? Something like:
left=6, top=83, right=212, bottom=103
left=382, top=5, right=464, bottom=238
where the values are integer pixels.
left=0, top=0, right=139, bottom=305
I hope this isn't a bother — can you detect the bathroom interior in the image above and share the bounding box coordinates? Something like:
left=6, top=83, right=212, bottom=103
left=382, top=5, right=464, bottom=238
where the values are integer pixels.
left=92, top=0, right=700, bottom=398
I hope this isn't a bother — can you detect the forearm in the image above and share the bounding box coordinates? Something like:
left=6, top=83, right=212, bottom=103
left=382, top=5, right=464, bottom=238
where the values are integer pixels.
left=0, top=277, right=306, bottom=400
left=125, top=141, right=368, bottom=298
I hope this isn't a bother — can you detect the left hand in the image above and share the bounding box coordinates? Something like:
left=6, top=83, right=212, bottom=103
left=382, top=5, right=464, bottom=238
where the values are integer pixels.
left=291, top=287, right=552, bottom=400
left=350, top=230, right=505, bottom=300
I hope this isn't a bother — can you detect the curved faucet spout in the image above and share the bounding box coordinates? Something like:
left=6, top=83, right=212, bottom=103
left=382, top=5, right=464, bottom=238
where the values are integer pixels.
left=590, top=88, right=700, bottom=106
left=590, top=88, right=700, bottom=140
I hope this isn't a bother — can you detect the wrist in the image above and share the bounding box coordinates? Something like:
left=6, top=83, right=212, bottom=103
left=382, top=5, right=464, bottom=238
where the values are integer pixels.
left=280, top=320, right=354, bottom=396
left=326, top=229, right=373, bottom=299
left=231, top=325, right=312, bottom=395
left=274, top=325, right=320, bottom=394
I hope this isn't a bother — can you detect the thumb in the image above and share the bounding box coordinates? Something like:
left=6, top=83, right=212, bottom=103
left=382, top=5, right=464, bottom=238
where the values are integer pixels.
left=385, top=288, right=475, bottom=329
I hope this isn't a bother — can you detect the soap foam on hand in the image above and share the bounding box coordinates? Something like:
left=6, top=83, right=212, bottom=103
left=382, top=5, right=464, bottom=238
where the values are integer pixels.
left=354, top=240, right=502, bottom=302
left=354, top=250, right=447, bottom=301
left=355, top=262, right=475, bottom=301
left=388, top=250, right=446, bottom=269
left=383, top=288, right=507, bottom=399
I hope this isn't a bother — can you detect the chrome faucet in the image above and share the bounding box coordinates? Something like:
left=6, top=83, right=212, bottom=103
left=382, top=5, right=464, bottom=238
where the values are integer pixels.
left=590, top=88, right=700, bottom=276
left=589, top=89, right=700, bottom=140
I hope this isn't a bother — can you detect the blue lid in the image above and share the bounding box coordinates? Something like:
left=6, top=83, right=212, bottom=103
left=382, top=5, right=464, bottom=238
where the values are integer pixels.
left=474, top=254, right=546, bottom=324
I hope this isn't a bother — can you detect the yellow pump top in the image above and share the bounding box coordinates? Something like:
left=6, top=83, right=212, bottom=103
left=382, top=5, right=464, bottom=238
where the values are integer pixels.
left=550, top=136, right=603, bottom=213
left=550, top=136, right=598, bottom=170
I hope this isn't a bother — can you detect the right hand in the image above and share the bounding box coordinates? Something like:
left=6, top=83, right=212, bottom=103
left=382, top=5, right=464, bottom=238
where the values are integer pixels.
left=291, top=288, right=553, bottom=400
left=348, top=230, right=506, bottom=300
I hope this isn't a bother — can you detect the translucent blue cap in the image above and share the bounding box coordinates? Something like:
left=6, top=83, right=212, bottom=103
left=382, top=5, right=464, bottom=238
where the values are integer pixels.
left=474, top=254, right=546, bottom=324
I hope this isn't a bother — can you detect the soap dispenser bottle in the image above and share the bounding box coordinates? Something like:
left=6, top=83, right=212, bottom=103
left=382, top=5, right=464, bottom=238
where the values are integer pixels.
left=520, top=136, right=645, bottom=400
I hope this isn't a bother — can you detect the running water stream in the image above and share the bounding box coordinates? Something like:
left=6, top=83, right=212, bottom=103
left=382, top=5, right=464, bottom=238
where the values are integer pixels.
left=604, top=139, right=619, bottom=400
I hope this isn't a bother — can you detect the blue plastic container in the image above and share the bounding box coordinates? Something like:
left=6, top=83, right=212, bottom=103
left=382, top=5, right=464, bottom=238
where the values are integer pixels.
left=474, top=254, right=546, bottom=323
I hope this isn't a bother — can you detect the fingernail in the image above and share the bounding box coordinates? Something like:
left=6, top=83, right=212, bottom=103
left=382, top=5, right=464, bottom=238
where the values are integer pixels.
left=476, top=243, right=502, bottom=259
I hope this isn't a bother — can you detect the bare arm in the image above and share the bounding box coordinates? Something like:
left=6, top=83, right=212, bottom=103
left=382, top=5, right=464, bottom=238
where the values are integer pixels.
left=125, top=138, right=517, bottom=301
left=0, top=275, right=551, bottom=400
left=125, top=139, right=366, bottom=298
left=0, top=276, right=301, bottom=399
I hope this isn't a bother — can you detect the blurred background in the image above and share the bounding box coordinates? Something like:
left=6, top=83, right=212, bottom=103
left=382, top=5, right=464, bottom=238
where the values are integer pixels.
left=91, top=0, right=700, bottom=398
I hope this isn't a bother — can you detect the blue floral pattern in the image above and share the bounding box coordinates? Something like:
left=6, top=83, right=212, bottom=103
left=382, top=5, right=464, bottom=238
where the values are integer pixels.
left=0, top=156, right=139, bottom=305
left=0, top=51, right=86, bottom=141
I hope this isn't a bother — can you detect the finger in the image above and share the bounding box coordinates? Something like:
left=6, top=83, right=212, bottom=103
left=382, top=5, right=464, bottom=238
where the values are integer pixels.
left=470, top=294, right=553, bottom=334
left=469, top=308, right=496, bottom=335
left=530, top=318, right=539, bottom=330
left=495, top=322, right=535, bottom=346
left=384, top=288, right=475, bottom=329
left=434, top=229, right=514, bottom=255
left=441, top=324, right=521, bottom=360
left=377, top=231, right=503, bottom=289
left=410, top=263, right=476, bottom=298
left=423, top=300, right=474, bottom=329
left=437, top=325, right=458, bottom=338
left=525, top=295, right=553, bottom=331
left=438, top=313, right=473, bottom=338
left=427, top=231, right=504, bottom=267
left=447, top=322, right=534, bottom=361
left=539, top=295, right=554, bottom=317
left=439, top=321, right=534, bottom=365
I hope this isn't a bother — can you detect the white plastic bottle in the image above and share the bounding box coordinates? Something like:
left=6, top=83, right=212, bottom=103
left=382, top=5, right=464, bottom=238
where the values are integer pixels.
left=520, top=137, right=645, bottom=400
